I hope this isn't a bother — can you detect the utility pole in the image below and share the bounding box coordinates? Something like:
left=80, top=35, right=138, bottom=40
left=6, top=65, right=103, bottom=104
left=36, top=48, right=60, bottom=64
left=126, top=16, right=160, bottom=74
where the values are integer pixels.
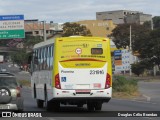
left=151, top=18, right=156, bottom=76
left=43, top=21, right=47, bottom=41
left=129, top=25, right=132, bottom=76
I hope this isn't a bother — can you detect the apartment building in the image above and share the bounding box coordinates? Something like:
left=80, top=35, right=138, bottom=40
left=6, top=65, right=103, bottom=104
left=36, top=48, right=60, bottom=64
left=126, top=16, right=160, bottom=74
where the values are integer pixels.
left=24, top=19, right=52, bottom=37
left=96, top=10, right=152, bottom=24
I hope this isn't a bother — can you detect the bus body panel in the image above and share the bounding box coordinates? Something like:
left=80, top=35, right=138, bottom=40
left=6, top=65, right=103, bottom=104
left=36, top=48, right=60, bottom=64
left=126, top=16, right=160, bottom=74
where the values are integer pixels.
left=59, top=62, right=107, bottom=90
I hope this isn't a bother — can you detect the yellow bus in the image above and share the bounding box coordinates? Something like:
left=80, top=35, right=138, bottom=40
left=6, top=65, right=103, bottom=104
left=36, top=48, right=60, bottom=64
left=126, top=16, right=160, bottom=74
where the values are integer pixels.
left=31, top=36, right=112, bottom=111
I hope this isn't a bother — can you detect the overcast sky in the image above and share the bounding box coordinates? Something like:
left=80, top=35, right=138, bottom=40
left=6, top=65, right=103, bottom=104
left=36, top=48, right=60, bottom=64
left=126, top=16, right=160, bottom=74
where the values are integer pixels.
left=0, top=0, right=159, bottom=23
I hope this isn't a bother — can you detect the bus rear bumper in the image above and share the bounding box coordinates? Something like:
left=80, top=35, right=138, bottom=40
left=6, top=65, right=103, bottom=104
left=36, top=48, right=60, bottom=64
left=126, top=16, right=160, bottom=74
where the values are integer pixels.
left=52, top=97, right=111, bottom=103
left=50, top=88, right=112, bottom=103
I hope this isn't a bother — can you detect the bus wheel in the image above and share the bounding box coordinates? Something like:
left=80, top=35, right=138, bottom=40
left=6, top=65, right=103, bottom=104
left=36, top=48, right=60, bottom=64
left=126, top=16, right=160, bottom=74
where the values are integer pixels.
left=46, top=101, right=52, bottom=111
left=87, top=102, right=94, bottom=111
left=34, top=84, right=36, bottom=98
left=94, top=102, right=102, bottom=111
left=52, top=101, right=60, bottom=112
left=37, top=99, right=44, bottom=108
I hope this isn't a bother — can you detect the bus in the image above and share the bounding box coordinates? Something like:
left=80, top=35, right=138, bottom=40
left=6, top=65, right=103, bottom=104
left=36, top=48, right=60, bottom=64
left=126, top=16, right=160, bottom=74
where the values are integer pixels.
left=30, top=36, right=112, bottom=111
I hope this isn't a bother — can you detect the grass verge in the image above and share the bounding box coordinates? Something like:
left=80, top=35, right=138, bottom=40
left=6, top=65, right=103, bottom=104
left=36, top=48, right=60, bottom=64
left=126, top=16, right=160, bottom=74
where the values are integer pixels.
left=112, top=75, right=141, bottom=99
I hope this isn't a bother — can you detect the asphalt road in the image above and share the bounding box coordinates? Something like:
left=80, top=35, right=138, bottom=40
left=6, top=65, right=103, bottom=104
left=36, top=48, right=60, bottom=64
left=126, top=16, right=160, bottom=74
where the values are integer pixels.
left=1, top=63, right=160, bottom=119
left=1, top=87, right=158, bottom=120
left=138, top=81, right=160, bottom=104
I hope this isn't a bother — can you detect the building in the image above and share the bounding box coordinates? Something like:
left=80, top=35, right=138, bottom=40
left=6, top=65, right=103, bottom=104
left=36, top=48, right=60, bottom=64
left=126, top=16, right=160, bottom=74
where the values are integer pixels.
left=96, top=10, right=152, bottom=24
left=24, top=19, right=52, bottom=37
left=76, top=20, right=116, bottom=37
left=126, top=13, right=152, bottom=25
left=24, top=19, right=63, bottom=37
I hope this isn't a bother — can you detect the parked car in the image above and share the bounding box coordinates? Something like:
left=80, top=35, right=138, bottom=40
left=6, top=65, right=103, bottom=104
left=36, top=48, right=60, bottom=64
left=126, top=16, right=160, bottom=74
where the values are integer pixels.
left=0, top=68, right=7, bottom=72
left=0, top=72, right=23, bottom=112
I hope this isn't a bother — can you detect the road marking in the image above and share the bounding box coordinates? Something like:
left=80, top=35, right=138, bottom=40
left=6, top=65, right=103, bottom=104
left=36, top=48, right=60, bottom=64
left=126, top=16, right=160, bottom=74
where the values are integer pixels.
left=112, top=98, right=157, bottom=105
left=142, top=94, right=151, bottom=102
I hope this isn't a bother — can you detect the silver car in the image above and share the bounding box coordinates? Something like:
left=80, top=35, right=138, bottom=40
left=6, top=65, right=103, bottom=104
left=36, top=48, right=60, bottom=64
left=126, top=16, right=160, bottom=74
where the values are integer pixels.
left=0, top=72, right=23, bottom=112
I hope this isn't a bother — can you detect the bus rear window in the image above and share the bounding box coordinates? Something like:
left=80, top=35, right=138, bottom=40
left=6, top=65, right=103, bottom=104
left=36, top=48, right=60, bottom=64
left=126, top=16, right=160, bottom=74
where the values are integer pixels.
left=91, top=48, right=103, bottom=54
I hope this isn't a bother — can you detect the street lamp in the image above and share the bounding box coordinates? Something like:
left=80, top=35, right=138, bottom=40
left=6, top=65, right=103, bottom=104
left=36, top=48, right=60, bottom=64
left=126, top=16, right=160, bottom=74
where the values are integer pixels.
left=129, top=25, right=132, bottom=76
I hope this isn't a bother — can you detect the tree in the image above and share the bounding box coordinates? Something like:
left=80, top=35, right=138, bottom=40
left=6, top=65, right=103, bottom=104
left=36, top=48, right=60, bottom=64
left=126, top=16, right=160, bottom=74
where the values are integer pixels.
left=23, top=35, right=43, bottom=48
left=131, top=62, right=145, bottom=76
left=62, top=22, right=92, bottom=37
left=10, top=48, right=29, bottom=66
left=139, top=29, right=160, bottom=69
left=111, top=23, right=151, bottom=52
left=153, top=16, right=160, bottom=29
left=111, top=22, right=160, bottom=69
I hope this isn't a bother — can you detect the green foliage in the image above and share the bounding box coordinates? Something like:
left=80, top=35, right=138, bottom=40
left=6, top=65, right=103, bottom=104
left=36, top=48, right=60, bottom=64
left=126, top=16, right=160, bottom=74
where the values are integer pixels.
left=111, top=23, right=151, bottom=51
left=10, top=49, right=30, bottom=65
left=0, top=40, right=8, bottom=47
left=23, top=35, right=43, bottom=48
left=62, top=22, right=92, bottom=37
left=111, top=22, right=160, bottom=69
left=139, top=29, right=160, bottom=68
left=113, top=76, right=138, bottom=94
left=131, top=62, right=145, bottom=76
left=153, top=16, right=160, bottom=29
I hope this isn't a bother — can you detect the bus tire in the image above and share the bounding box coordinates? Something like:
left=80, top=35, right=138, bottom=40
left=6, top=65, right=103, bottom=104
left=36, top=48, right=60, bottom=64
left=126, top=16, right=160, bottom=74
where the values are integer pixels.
left=44, top=85, right=50, bottom=111
left=37, top=99, right=44, bottom=108
left=87, top=102, right=94, bottom=111
left=52, top=101, right=60, bottom=112
left=34, top=84, right=36, bottom=98
left=46, top=101, right=52, bottom=111
left=94, top=102, right=102, bottom=111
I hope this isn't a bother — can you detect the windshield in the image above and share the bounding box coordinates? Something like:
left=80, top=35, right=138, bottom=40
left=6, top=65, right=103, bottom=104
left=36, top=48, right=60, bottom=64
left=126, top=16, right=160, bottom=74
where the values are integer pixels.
left=0, top=77, right=18, bottom=88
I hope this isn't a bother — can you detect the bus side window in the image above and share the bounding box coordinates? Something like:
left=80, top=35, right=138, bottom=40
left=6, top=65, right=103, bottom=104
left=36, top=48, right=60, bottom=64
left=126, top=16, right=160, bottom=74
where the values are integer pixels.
left=33, top=50, right=38, bottom=71
left=40, top=48, right=43, bottom=70
left=46, top=46, right=50, bottom=70
left=43, top=47, right=46, bottom=70
left=44, top=47, right=48, bottom=70
left=38, top=48, right=41, bottom=70
left=50, top=45, right=53, bottom=70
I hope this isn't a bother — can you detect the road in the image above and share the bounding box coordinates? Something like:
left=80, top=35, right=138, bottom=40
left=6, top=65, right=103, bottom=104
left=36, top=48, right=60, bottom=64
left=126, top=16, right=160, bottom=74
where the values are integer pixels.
left=1, top=63, right=160, bottom=119
left=138, top=81, right=160, bottom=104
left=1, top=87, right=159, bottom=120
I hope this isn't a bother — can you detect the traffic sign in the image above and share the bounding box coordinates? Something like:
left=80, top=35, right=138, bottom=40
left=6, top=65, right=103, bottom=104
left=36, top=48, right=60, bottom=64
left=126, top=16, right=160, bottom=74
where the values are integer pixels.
left=0, top=15, right=25, bottom=39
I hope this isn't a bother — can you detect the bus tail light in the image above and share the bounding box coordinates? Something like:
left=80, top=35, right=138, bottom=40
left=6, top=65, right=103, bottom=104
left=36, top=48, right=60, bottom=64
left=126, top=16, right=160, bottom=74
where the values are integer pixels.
left=105, top=73, right=111, bottom=89
left=55, top=73, right=61, bottom=89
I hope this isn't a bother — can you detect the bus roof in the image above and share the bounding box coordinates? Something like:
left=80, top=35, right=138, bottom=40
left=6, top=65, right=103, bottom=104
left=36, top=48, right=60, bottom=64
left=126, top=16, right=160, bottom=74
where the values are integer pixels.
left=34, top=39, right=55, bottom=49
left=33, top=36, right=110, bottom=49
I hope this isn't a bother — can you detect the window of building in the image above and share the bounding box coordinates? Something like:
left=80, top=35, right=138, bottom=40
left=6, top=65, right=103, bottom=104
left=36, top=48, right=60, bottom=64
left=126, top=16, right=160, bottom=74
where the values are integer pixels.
left=35, top=31, right=39, bottom=34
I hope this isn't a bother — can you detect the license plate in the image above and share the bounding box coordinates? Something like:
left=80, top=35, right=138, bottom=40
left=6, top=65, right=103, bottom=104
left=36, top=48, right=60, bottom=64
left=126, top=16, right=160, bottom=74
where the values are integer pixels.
left=76, top=89, right=91, bottom=94
left=0, top=105, right=10, bottom=109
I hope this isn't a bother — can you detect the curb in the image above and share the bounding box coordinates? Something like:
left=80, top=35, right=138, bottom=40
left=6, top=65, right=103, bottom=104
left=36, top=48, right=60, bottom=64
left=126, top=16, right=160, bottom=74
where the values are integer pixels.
left=133, top=94, right=151, bottom=102
left=142, top=94, right=151, bottom=102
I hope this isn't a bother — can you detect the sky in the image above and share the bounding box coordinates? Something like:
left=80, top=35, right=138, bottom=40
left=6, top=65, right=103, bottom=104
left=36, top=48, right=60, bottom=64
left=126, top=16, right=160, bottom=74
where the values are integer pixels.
left=0, top=0, right=160, bottom=23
